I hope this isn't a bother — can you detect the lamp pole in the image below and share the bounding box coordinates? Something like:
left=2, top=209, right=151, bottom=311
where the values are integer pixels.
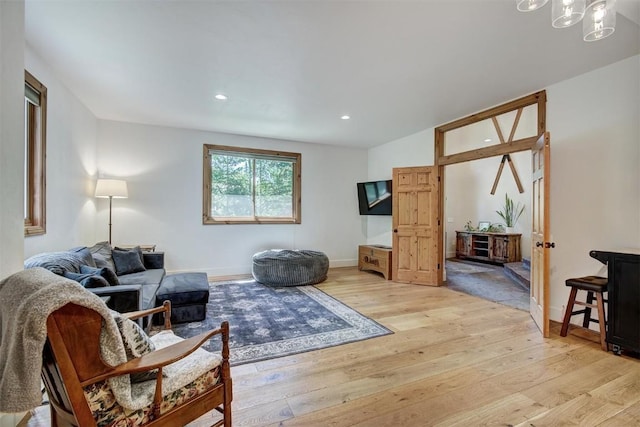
left=108, top=195, right=113, bottom=244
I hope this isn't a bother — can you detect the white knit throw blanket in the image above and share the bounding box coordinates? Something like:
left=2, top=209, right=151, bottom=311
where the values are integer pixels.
left=0, top=268, right=130, bottom=412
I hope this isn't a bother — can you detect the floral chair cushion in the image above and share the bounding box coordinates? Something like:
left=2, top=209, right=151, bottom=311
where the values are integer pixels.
left=85, top=330, right=222, bottom=426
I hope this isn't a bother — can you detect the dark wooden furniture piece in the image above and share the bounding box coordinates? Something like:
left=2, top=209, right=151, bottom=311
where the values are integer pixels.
left=455, top=231, right=521, bottom=265
left=42, top=301, right=232, bottom=427
left=358, top=245, right=392, bottom=280
left=590, top=249, right=640, bottom=355
left=560, top=276, right=608, bottom=351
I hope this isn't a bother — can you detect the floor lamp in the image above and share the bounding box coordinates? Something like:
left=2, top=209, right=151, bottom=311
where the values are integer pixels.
left=95, top=179, right=128, bottom=244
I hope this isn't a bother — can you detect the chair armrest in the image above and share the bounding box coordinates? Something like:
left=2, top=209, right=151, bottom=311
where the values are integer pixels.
left=88, top=322, right=230, bottom=384
left=90, top=285, right=143, bottom=313
left=143, top=252, right=164, bottom=269
left=124, top=301, right=172, bottom=330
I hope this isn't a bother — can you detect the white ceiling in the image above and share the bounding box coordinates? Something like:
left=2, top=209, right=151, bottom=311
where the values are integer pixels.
left=25, top=1, right=640, bottom=149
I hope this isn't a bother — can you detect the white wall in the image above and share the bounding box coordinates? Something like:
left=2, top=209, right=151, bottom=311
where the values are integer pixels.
left=22, top=47, right=99, bottom=258
left=444, top=153, right=532, bottom=258
left=0, top=1, right=26, bottom=280
left=366, top=128, right=434, bottom=245
left=0, top=5, right=29, bottom=427
left=367, top=55, right=640, bottom=323
left=546, top=55, right=640, bottom=321
left=96, top=121, right=368, bottom=275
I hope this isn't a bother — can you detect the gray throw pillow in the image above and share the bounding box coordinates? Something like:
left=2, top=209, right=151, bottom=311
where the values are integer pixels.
left=114, top=246, right=145, bottom=264
left=69, top=247, right=97, bottom=268
left=80, top=264, right=120, bottom=286
left=63, top=271, right=110, bottom=288
left=111, top=311, right=158, bottom=383
left=112, top=248, right=146, bottom=276
left=89, top=241, right=116, bottom=272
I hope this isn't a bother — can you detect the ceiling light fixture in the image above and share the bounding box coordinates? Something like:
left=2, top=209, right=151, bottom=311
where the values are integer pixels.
left=517, top=0, right=549, bottom=12
left=583, top=0, right=616, bottom=41
left=484, top=138, right=492, bottom=143
left=518, top=0, right=615, bottom=41
left=341, top=115, right=350, bottom=120
left=552, top=0, right=586, bottom=27
left=215, top=94, right=228, bottom=100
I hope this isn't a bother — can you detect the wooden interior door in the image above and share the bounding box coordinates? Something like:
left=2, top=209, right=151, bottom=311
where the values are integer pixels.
left=392, top=166, right=439, bottom=285
left=530, top=132, right=551, bottom=337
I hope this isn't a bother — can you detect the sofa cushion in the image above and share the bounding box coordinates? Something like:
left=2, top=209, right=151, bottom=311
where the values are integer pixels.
left=80, top=265, right=120, bottom=286
left=118, top=269, right=165, bottom=309
left=24, top=251, right=91, bottom=275
left=112, top=248, right=146, bottom=276
left=63, top=271, right=110, bottom=288
left=89, top=241, right=116, bottom=272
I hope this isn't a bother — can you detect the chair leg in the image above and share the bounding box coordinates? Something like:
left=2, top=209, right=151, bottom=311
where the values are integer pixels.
left=561, top=287, right=578, bottom=337
left=582, top=291, right=594, bottom=328
left=596, top=292, right=608, bottom=351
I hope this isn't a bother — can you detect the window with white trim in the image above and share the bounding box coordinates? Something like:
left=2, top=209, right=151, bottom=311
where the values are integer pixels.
left=24, top=70, right=47, bottom=236
left=202, top=144, right=301, bottom=224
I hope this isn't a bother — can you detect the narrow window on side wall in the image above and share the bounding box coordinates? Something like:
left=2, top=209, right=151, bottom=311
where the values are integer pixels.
left=24, top=70, right=47, bottom=236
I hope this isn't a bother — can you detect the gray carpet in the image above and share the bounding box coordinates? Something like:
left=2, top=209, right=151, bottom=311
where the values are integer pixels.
left=445, top=259, right=529, bottom=311
left=170, top=279, right=392, bottom=365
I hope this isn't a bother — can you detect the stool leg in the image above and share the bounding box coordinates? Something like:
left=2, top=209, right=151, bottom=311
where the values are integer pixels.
left=596, top=292, right=608, bottom=351
left=561, top=287, right=578, bottom=337
left=583, top=291, right=594, bottom=328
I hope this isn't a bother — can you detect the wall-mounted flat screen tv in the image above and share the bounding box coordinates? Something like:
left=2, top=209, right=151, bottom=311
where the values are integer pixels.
left=357, top=180, right=392, bottom=215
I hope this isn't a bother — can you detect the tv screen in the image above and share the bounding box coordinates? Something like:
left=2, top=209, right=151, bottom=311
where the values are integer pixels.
left=357, top=180, right=392, bottom=215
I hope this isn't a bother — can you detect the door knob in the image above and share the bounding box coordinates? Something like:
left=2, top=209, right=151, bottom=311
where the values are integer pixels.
left=393, top=229, right=398, bottom=233
left=536, top=241, right=556, bottom=248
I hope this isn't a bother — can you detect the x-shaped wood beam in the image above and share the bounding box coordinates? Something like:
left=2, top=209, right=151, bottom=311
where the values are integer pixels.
left=490, top=108, right=524, bottom=195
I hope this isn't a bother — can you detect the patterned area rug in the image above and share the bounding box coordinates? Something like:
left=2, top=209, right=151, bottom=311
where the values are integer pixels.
left=170, top=280, right=392, bottom=365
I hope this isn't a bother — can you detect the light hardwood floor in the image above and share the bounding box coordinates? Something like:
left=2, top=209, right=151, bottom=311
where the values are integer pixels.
left=25, top=267, right=640, bottom=426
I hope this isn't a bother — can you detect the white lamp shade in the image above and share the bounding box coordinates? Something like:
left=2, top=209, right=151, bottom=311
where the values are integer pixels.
left=95, top=179, right=128, bottom=198
left=552, top=0, right=586, bottom=28
left=517, top=0, right=550, bottom=12
left=583, top=0, right=616, bottom=41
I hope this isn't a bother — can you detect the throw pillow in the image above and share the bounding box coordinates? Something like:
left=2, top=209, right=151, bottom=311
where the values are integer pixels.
left=69, top=247, right=97, bottom=268
left=63, top=271, right=110, bottom=288
left=89, top=241, right=116, bottom=272
left=111, top=312, right=158, bottom=383
left=114, top=246, right=145, bottom=265
left=112, top=248, right=146, bottom=276
left=80, top=265, right=120, bottom=286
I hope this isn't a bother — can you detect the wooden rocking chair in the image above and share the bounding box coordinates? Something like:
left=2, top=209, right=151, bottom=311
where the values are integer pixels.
left=41, top=301, right=232, bottom=427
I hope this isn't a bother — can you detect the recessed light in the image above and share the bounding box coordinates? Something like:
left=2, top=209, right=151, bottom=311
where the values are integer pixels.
left=215, top=94, right=228, bottom=100
left=484, top=138, right=492, bottom=142
left=341, top=115, right=350, bottom=120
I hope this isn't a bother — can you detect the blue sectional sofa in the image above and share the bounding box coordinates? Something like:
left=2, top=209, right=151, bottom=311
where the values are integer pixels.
left=24, top=242, right=165, bottom=313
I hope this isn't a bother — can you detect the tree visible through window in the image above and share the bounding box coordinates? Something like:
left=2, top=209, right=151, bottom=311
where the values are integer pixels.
left=203, top=145, right=301, bottom=224
left=24, top=70, right=47, bottom=236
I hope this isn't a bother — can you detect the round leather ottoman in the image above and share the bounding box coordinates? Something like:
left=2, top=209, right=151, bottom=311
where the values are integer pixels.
left=252, top=249, right=329, bottom=286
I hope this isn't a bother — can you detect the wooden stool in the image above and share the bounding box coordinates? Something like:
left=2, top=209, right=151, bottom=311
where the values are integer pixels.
left=560, top=275, right=608, bottom=351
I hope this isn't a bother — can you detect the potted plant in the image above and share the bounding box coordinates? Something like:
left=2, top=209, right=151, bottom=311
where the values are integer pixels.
left=496, top=193, right=524, bottom=233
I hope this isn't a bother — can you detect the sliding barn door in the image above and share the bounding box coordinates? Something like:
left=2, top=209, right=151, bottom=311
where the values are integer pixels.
left=392, top=166, right=439, bottom=285
left=531, top=133, right=551, bottom=337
